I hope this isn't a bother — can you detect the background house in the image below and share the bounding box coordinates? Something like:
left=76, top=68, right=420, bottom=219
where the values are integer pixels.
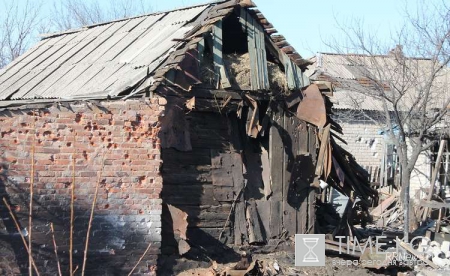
left=306, top=51, right=450, bottom=200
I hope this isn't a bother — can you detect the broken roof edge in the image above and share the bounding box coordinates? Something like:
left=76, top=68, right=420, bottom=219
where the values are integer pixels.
left=312, top=52, right=433, bottom=61
left=40, top=0, right=225, bottom=39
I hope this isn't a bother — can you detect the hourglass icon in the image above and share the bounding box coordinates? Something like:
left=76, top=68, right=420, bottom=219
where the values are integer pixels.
left=302, top=237, right=319, bottom=262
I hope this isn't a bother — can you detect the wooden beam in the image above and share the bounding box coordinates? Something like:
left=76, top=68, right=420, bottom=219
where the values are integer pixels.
left=315, top=124, right=331, bottom=177
left=213, top=21, right=232, bottom=89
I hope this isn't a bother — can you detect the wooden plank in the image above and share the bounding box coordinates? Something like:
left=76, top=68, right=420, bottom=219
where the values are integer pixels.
left=371, top=195, right=397, bottom=217
left=309, top=125, right=317, bottom=163
left=213, top=21, right=232, bottom=89
left=211, top=152, right=235, bottom=187
left=419, top=200, right=450, bottom=209
left=269, top=201, right=282, bottom=238
left=315, top=124, right=331, bottom=177
left=283, top=114, right=297, bottom=235
left=299, top=121, right=309, bottom=154
left=246, top=199, right=265, bottom=243
left=240, top=8, right=269, bottom=91
left=269, top=110, right=284, bottom=237
left=308, top=187, right=316, bottom=234
left=255, top=200, right=271, bottom=239
left=234, top=196, right=247, bottom=245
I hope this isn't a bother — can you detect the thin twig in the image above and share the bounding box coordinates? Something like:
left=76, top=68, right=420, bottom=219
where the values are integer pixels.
left=81, top=150, right=107, bottom=276
left=2, top=198, right=40, bottom=276
left=219, top=186, right=245, bottom=241
left=70, top=132, right=76, bottom=276
left=50, top=223, right=62, bottom=276
left=29, top=113, right=36, bottom=276
left=127, top=242, right=152, bottom=276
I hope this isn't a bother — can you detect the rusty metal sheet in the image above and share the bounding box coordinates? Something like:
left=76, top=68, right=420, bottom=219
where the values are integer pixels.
left=296, top=84, right=327, bottom=128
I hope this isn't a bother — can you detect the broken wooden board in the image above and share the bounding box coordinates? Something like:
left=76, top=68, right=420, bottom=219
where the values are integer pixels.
left=315, top=124, right=331, bottom=178
left=370, top=195, right=397, bottom=217
left=246, top=199, right=265, bottom=244
left=296, top=84, right=327, bottom=128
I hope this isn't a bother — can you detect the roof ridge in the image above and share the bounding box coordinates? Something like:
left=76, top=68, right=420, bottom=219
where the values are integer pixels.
left=40, top=0, right=226, bottom=39
left=316, top=52, right=432, bottom=61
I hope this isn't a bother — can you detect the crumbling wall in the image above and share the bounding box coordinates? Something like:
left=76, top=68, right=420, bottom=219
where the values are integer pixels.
left=0, top=98, right=164, bottom=275
left=337, top=119, right=384, bottom=175
left=160, top=112, right=234, bottom=255
left=337, top=117, right=430, bottom=198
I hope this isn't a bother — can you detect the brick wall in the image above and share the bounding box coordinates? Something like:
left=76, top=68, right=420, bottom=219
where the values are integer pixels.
left=0, top=98, right=164, bottom=275
left=337, top=120, right=384, bottom=169
left=337, top=117, right=430, bottom=198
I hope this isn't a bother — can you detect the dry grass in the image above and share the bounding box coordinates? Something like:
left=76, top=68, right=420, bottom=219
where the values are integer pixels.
left=200, top=52, right=289, bottom=92
left=224, top=53, right=288, bottom=92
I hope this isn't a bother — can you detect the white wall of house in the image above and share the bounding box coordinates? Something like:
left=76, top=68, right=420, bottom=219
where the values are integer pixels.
left=336, top=117, right=431, bottom=199
left=337, top=119, right=384, bottom=169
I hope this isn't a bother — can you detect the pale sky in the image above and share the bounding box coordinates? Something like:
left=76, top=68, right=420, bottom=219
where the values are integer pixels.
left=149, top=0, right=409, bottom=58
left=35, top=0, right=442, bottom=58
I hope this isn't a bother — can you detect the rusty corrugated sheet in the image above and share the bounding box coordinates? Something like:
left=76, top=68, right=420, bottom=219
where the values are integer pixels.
left=296, top=84, right=327, bottom=128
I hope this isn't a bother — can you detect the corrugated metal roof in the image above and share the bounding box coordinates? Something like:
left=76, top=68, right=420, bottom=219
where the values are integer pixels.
left=0, top=4, right=211, bottom=100
left=307, top=52, right=450, bottom=111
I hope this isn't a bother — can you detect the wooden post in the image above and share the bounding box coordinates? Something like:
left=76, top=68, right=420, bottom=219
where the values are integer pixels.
left=422, top=140, right=446, bottom=221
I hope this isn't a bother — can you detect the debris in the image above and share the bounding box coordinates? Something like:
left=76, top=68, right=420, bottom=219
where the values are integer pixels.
left=371, top=194, right=397, bottom=218
left=234, top=252, right=252, bottom=270
left=396, top=238, right=439, bottom=269
left=186, top=97, right=196, bottom=110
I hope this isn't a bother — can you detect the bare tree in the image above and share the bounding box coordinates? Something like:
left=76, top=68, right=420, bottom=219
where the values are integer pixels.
left=325, top=1, right=450, bottom=239
left=50, top=0, right=153, bottom=30
left=0, top=0, right=43, bottom=68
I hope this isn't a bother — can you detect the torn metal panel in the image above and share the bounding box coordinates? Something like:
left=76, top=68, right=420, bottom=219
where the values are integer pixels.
left=159, top=99, right=192, bottom=151
left=296, top=84, right=327, bottom=128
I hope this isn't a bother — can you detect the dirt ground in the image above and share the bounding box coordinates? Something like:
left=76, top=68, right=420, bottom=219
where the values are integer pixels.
left=163, top=251, right=403, bottom=276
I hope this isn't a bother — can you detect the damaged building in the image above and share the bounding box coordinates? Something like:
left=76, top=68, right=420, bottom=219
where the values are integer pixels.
left=0, top=0, right=375, bottom=275
left=306, top=52, right=450, bottom=200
